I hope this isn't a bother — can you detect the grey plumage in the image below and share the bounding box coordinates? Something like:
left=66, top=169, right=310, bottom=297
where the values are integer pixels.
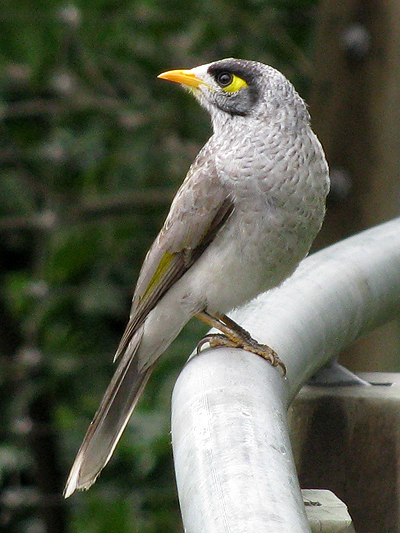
left=64, top=58, right=329, bottom=497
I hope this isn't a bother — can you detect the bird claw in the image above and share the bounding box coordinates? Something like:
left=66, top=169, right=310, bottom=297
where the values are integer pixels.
left=197, top=333, right=286, bottom=376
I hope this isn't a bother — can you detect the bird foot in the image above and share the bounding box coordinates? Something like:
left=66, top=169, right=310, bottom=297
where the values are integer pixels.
left=197, top=332, right=286, bottom=376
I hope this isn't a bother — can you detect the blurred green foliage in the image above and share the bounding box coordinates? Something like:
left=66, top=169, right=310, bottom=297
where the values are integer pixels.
left=0, top=0, right=319, bottom=531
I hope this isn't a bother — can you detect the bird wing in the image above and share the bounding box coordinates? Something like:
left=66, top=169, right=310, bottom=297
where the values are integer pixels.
left=114, top=141, right=234, bottom=360
left=64, top=142, right=234, bottom=497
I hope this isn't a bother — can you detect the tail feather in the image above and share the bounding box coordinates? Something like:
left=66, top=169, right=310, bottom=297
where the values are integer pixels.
left=64, top=328, right=152, bottom=498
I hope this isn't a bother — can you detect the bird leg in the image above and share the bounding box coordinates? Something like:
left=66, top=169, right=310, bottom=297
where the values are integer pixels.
left=195, top=310, right=286, bottom=375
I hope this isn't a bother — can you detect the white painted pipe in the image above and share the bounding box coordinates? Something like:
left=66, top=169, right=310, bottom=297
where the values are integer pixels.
left=171, top=217, right=400, bottom=532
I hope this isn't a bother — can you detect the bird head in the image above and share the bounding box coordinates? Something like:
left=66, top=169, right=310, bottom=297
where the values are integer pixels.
left=158, top=58, right=309, bottom=129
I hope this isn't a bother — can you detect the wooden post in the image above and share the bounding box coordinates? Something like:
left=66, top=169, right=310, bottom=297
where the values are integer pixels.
left=310, top=0, right=400, bottom=369
left=290, top=373, right=400, bottom=533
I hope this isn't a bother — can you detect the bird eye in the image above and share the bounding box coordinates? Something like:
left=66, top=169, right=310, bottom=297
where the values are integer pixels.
left=216, top=72, right=233, bottom=87
left=215, top=72, right=249, bottom=93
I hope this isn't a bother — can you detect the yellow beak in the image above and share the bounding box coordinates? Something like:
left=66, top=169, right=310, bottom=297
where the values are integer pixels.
left=157, top=69, right=205, bottom=88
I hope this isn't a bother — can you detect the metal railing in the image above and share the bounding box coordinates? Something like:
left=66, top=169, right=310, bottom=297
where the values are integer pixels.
left=171, top=217, right=400, bottom=532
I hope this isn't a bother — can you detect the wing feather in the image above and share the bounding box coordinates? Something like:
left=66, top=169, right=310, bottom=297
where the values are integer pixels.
left=114, top=141, right=234, bottom=360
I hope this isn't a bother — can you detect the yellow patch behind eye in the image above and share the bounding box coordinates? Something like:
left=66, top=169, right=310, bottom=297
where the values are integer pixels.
left=223, top=74, right=249, bottom=93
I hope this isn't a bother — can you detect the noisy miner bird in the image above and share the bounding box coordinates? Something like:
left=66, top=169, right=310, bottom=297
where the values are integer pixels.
left=64, top=58, right=329, bottom=497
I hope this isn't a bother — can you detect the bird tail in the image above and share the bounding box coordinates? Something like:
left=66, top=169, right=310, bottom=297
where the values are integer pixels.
left=64, top=327, right=152, bottom=498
